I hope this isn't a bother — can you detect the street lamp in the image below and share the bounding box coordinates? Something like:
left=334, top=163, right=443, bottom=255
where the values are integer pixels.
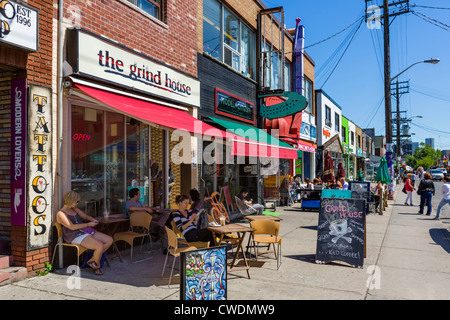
left=391, top=58, right=440, bottom=82
left=386, top=58, right=440, bottom=145
left=388, top=59, right=439, bottom=174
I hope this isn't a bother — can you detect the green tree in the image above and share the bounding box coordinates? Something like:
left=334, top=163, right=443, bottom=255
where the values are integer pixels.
left=405, top=143, right=441, bottom=169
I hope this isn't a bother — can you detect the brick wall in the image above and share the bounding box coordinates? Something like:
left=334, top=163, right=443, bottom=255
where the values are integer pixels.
left=63, top=0, right=198, bottom=78
left=0, top=71, right=13, bottom=242
left=0, top=0, right=54, bottom=273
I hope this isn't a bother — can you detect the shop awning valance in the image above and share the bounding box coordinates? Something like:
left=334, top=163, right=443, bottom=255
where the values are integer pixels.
left=208, top=116, right=299, bottom=159
left=73, top=83, right=224, bottom=137
left=71, top=83, right=298, bottom=159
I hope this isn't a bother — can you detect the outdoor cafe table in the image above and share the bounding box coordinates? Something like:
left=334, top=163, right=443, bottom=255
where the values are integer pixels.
left=97, top=214, right=129, bottom=262
left=207, top=224, right=255, bottom=279
left=244, top=215, right=282, bottom=222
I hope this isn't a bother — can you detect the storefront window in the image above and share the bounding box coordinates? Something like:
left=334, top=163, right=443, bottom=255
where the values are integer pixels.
left=105, top=112, right=125, bottom=214
left=71, top=106, right=105, bottom=216
left=71, top=106, right=150, bottom=216
left=127, top=118, right=150, bottom=205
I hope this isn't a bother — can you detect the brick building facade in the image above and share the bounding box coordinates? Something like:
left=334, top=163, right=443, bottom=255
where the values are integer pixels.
left=0, top=0, right=54, bottom=273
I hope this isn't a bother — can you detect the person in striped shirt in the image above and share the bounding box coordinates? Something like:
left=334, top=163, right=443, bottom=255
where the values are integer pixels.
left=172, top=195, right=215, bottom=245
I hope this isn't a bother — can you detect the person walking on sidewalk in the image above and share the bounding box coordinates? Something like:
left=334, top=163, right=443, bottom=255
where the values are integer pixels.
left=434, top=174, right=450, bottom=220
left=404, top=173, right=415, bottom=205
left=417, top=172, right=435, bottom=215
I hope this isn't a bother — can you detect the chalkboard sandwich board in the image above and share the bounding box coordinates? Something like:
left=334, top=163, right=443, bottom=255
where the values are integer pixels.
left=315, top=198, right=366, bottom=268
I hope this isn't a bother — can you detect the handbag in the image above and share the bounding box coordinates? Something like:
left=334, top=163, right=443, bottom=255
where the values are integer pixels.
left=402, top=185, right=407, bottom=194
left=81, top=227, right=96, bottom=235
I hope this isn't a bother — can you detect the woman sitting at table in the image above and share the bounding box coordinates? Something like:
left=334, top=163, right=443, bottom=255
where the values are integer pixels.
left=172, top=195, right=215, bottom=244
left=56, top=190, right=113, bottom=275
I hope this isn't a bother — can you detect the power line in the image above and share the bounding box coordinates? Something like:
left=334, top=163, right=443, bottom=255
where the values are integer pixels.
left=411, top=122, right=450, bottom=136
left=411, top=10, right=450, bottom=31
left=303, top=15, right=365, bottom=50
left=364, top=96, right=385, bottom=128
left=318, top=18, right=364, bottom=88
left=410, top=88, right=450, bottom=103
left=412, top=4, right=450, bottom=10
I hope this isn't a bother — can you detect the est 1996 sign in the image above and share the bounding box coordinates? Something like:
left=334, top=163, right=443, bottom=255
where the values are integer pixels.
left=0, top=0, right=38, bottom=51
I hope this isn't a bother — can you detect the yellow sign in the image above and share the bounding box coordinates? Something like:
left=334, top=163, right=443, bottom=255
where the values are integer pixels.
left=263, top=175, right=290, bottom=187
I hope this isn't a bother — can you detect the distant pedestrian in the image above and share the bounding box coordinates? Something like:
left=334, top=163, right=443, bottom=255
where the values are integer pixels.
left=417, top=167, right=424, bottom=181
left=434, top=175, right=450, bottom=220
left=411, top=172, right=416, bottom=187
left=404, top=173, right=415, bottom=206
left=417, top=172, right=435, bottom=215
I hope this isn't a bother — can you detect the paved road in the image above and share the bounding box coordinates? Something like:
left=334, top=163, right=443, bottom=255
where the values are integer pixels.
left=0, top=184, right=448, bottom=302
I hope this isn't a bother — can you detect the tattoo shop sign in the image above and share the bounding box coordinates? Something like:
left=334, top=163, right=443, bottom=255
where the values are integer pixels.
left=27, top=84, right=53, bottom=250
left=0, top=0, right=38, bottom=51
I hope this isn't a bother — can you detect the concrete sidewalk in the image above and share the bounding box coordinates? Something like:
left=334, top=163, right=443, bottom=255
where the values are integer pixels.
left=0, top=186, right=448, bottom=300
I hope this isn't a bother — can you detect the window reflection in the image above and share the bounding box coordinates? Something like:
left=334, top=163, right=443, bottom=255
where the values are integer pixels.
left=71, top=106, right=150, bottom=217
left=71, top=106, right=105, bottom=217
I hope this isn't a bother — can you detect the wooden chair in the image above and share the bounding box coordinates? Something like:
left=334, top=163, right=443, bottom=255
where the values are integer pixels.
left=113, top=211, right=152, bottom=262
left=249, top=219, right=282, bottom=270
left=51, top=222, right=88, bottom=268
left=161, top=226, right=197, bottom=287
left=170, top=220, right=210, bottom=249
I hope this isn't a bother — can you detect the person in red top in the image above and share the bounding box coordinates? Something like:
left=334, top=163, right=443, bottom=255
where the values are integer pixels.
left=404, top=173, right=415, bottom=205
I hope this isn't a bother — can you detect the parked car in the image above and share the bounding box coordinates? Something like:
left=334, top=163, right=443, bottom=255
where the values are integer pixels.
left=429, top=169, right=444, bottom=181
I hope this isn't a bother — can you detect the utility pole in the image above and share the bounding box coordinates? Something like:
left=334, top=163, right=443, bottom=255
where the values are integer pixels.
left=383, top=0, right=392, bottom=143
left=366, top=0, right=410, bottom=144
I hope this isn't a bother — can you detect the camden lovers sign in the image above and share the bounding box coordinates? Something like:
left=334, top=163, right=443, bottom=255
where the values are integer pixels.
left=316, top=198, right=365, bottom=268
left=68, top=30, right=200, bottom=107
left=27, top=84, right=53, bottom=250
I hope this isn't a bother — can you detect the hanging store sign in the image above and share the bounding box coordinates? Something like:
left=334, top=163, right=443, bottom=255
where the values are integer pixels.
left=297, top=140, right=316, bottom=153
left=11, top=79, right=27, bottom=226
left=0, top=0, right=38, bottom=51
left=27, top=84, right=52, bottom=251
left=67, top=30, right=200, bottom=107
left=215, top=88, right=255, bottom=124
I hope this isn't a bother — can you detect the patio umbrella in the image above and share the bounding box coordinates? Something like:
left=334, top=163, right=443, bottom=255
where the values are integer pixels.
left=322, top=151, right=335, bottom=183
left=375, top=157, right=391, bottom=184
left=337, top=162, right=345, bottom=180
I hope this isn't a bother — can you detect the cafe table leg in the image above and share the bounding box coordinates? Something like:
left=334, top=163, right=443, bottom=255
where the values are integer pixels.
left=100, top=223, right=124, bottom=263
left=228, top=232, right=251, bottom=279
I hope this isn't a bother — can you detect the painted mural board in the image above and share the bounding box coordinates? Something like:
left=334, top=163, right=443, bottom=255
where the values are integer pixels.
left=180, top=246, right=227, bottom=300
left=27, top=84, right=53, bottom=251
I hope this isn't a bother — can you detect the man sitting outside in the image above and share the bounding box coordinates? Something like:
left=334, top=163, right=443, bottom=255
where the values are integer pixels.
left=125, top=188, right=168, bottom=254
left=236, top=187, right=264, bottom=215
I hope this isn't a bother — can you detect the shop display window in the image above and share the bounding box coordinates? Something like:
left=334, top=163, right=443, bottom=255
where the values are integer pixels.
left=71, top=106, right=150, bottom=216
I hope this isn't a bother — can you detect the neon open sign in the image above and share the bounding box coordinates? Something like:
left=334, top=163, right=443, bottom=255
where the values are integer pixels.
left=72, top=133, right=92, bottom=141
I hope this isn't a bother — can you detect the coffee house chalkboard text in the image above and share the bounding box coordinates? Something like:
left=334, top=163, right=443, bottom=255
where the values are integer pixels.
left=316, top=198, right=365, bottom=268
left=215, top=88, right=255, bottom=124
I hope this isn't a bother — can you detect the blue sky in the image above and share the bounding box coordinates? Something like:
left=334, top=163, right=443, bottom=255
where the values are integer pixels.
left=264, top=0, right=450, bottom=151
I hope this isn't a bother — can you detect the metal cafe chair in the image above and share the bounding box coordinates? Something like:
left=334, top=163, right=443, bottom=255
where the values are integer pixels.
left=249, top=219, right=282, bottom=270
left=51, top=222, right=88, bottom=268
left=113, top=211, right=152, bottom=262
